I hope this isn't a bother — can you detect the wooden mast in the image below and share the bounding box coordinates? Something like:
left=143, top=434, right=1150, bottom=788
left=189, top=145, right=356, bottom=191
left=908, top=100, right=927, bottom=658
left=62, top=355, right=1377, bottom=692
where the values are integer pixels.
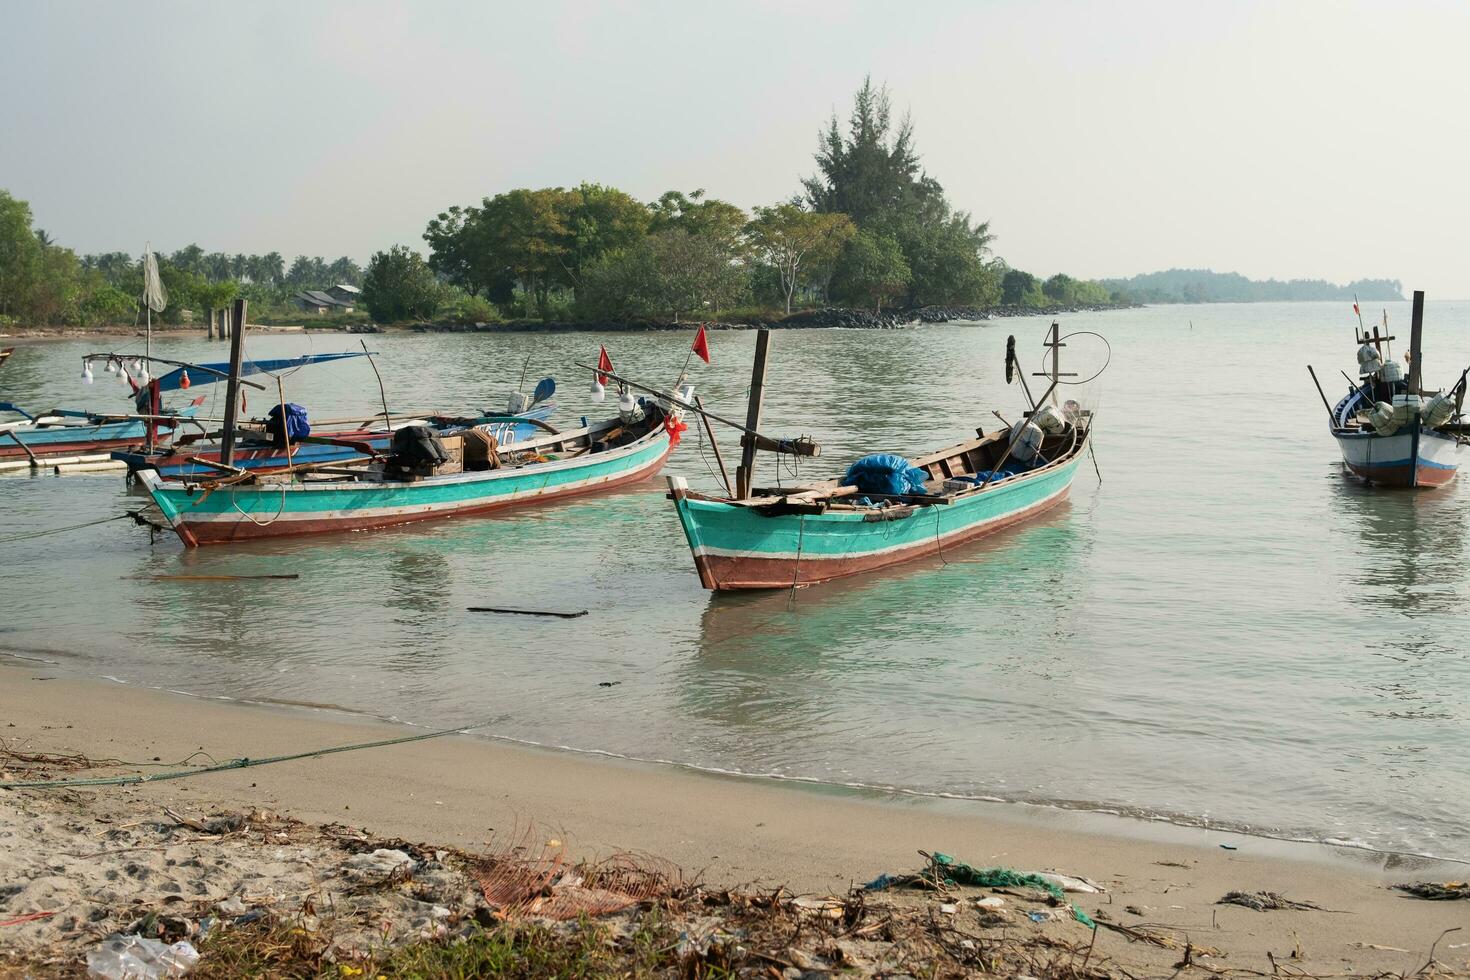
left=1031, top=322, right=1076, bottom=408
left=1407, top=290, right=1425, bottom=393
left=735, top=329, right=771, bottom=499
left=219, top=298, right=247, bottom=466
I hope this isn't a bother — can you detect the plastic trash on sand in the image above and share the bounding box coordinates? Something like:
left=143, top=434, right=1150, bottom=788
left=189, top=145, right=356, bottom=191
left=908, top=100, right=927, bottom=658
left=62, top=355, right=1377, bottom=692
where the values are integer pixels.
left=87, top=935, right=199, bottom=979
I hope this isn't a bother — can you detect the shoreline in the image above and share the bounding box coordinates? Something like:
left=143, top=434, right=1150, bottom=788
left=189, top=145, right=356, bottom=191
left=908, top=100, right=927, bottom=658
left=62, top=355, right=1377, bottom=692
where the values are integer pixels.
left=0, top=302, right=1135, bottom=340
left=3, top=662, right=1468, bottom=975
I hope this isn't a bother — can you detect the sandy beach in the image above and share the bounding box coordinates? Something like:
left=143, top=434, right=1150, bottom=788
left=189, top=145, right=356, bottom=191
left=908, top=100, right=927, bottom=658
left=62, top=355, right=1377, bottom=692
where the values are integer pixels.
left=2, top=661, right=1467, bottom=977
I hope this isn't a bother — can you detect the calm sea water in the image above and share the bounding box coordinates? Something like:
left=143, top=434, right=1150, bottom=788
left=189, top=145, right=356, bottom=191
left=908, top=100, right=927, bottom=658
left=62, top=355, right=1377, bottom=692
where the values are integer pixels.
left=3, top=302, right=1468, bottom=860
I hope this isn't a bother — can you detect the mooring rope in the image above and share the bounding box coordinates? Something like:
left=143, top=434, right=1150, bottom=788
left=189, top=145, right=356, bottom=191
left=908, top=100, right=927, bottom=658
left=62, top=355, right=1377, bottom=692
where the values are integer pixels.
left=0, top=509, right=148, bottom=546
left=0, top=719, right=491, bottom=791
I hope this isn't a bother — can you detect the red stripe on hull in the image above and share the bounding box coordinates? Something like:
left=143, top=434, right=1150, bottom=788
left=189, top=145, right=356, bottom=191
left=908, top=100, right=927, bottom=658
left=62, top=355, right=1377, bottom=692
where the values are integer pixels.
left=694, top=485, right=1070, bottom=590
left=0, top=437, right=144, bottom=461
left=173, top=447, right=672, bottom=546
left=1342, top=461, right=1457, bottom=488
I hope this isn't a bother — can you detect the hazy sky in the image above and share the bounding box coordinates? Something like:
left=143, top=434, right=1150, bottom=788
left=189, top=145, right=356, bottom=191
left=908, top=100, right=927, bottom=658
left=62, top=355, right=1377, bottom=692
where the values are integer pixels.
left=3, top=0, right=1468, bottom=295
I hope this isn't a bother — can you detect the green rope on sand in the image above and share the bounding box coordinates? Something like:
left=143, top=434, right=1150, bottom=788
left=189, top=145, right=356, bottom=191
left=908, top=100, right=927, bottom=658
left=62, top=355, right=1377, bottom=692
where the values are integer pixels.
left=928, top=852, right=1096, bottom=929
left=0, top=720, right=491, bottom=790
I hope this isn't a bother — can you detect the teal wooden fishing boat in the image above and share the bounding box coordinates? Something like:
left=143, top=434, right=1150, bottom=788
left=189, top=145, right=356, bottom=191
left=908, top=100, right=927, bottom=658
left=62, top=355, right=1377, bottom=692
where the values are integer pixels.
left=139, top=397, right=688, bottom=547
left=669, top=414, right=1091, bottom=590
left=667, top=325, right=1101, bottom=590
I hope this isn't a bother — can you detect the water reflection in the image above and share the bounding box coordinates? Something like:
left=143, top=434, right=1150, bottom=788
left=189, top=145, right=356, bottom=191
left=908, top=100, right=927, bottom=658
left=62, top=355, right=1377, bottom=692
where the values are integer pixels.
left=682, top=505, right=1087, bottom=737
left=1328, top=475, right=1467, bottom=615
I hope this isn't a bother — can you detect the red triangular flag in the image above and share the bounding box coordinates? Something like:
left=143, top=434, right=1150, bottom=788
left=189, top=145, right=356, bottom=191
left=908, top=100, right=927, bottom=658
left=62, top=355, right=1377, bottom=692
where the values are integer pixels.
left=596, top=345, right=614, bottom=384
left=1353, top=302, right=1360, bottom=315
left=691, top=324, right=711, bottom=364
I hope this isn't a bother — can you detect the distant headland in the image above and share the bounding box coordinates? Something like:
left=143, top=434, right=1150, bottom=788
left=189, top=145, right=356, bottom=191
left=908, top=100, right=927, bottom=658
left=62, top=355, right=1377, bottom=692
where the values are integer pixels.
left=1099, top=269, right=1403, bottom=304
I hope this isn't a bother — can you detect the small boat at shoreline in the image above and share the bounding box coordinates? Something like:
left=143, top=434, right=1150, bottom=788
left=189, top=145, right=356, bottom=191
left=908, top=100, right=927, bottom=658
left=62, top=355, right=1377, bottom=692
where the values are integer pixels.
left=0, top=348, right=12, bottom=371
left=667, top=325, right=1099, bottom=591
left=139, top=391, right=688, bottom=547
left=1311, top=291, right=1467, bottom=489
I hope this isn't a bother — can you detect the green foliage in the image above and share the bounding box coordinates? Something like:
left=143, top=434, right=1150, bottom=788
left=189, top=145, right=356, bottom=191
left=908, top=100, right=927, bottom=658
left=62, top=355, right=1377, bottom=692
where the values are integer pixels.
left=576, top=228, right=750, bottom=322
left=831, top=230, right=910, bottom=312
left=746, top=204, right=854, bottom=314
left=0, top=190, right=41, bottom=319
left=437, top=287, right=503, bottom=325
left=803, top=78, right=995, bottom=308
left=1001, top=269, right=1040, bottom=305
left=361, top=245, right=442, bottom=322
left=648, top=189, right=750, bottom=257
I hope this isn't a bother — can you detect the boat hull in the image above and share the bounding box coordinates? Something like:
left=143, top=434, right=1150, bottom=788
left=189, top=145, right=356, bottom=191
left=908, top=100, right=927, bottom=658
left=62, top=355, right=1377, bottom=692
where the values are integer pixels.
left=669, top=442, right=1086, bottom=591
left=141, top=425, right=671, bottom=546
left=1333, top=425, right=1458, bottom=488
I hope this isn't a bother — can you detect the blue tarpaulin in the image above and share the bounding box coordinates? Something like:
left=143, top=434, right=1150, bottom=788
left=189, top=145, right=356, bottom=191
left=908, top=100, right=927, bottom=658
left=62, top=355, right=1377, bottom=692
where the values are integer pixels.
left=267, top=403, right=311, bottom=439
left=152, top=353, right=371, bottom=393
left=843, top=454, right=930, bottom=496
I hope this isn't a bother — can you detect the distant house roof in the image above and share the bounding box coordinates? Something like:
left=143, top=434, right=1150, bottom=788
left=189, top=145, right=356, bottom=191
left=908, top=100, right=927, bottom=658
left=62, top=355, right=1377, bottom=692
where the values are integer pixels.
left=330, top=283, right=361, bottom=295
left=297, top=290, right=353, bottom=308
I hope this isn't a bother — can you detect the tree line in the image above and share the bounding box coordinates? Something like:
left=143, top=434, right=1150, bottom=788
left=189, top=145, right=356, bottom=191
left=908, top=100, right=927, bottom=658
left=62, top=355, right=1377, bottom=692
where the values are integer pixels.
left=0, top=188, right=364, bottom=328
left=361, top=79, right=1125, bottom=325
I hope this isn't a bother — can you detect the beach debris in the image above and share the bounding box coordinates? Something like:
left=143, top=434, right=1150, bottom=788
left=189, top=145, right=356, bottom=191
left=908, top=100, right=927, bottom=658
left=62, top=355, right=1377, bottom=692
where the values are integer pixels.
left=975, top=896, right=1006, bottom=909
left=1035, top=870, right=1107, bottom=894
left=86, top=934, right=198, bottom=979
left=1217, top=890, right=1325, bottom=912
left=163, top=807, right=247, bottom=835
left=344, top=848, right=416, bottom=879
left=1394, top=880, right=1470, bottom=900
left=938, top=902, right=959, bottom=914
left=0, top=909, right=57, bottom=927
left=864, top=852, right=1098, bottom=928
left=1219, top=843, right=1239, bottom=850
left=1350, top=941, right=1409, bottom=952
left=469, top=845, right=677, bottom=921
left=790, top=895, right=847, bottom=920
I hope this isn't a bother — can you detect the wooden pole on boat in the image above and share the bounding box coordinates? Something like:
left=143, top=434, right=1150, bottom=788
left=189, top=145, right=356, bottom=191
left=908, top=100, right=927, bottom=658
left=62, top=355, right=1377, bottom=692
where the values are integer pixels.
left=736, top=329, right=771, bottom=499
left=694, top=394, right=733, bottom=497
left=1306, top=365, right=1336, bottom=423
left=5, top=430, right=39, bottom=467
left=1408, top=290, right=1425, bottom=393
left=220, top=298, right=247, bottom=466
left=361, top=339, right=393, bottom=429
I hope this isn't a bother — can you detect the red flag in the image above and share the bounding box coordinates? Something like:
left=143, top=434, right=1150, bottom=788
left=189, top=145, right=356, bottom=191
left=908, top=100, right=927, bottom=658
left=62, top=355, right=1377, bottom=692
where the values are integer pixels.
left=596, top=345, right=613, bottom=384
left=691, top=324, right=711, bottom=364
left=1353, top=302, right=1360, bottom=315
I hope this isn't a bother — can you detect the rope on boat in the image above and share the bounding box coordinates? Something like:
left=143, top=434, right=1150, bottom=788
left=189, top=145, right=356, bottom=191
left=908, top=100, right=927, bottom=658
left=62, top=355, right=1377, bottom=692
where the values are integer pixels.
left=0, top=509, right=148, bottom=545
left=0, top=719, right=494, bottom=791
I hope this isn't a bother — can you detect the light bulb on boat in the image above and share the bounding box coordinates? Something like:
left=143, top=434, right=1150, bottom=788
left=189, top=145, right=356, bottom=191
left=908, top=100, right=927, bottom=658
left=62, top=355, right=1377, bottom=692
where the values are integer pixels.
left=617, top=390, right=635, bottom=413
left=81, top=360, right=94, bottom=384
left=589, top=379, right=605, bottom=401
left=104, top=358, right=117, bottom=374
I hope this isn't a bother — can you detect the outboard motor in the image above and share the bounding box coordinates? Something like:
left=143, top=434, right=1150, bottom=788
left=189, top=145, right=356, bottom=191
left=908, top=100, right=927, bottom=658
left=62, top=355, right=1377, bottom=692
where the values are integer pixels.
left=386, top=425, right=449, bottom=478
